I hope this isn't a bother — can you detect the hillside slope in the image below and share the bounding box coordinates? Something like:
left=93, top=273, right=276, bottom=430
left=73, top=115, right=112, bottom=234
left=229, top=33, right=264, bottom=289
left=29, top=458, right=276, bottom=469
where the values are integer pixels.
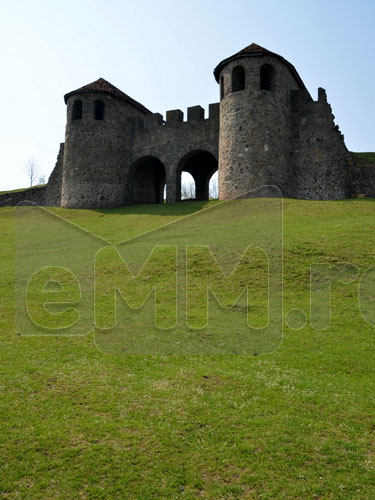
left=0, top=199, right=375, bottom=499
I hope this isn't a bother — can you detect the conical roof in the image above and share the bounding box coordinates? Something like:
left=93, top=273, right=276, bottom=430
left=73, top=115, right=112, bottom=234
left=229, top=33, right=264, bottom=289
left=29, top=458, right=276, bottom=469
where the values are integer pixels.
left=64, top=78, right=151, bottom=114
left=213, top=43, right=306, bottom=90
left=236, top=43, right=275, bottom=56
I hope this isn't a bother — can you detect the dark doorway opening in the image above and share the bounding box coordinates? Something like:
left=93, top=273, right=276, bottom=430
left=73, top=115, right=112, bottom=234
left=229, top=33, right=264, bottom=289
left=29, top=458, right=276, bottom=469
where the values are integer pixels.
left=72, top=100, right=82, bottom=121
left=132, top=157, right=166, bottom=204
left=260, top=64, right=275, bottom=91
left=94, top=100, right=105, bottom=120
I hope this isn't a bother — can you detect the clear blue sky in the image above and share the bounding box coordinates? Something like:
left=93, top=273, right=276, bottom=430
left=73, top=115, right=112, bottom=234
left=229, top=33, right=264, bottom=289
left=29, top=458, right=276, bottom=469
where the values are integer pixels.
left=0, top=0, right=374, bottom=190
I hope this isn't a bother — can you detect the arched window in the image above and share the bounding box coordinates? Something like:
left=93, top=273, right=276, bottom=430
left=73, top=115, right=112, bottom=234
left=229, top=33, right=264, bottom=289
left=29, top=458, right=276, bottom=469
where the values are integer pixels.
left=260, top=64, right=275, bottom=91
left=220, top=76, right=225, bottom=100
left=72, top=100, right=82, bottom=121
left=231, top=66, right=245, bottom=93
left=94, top=100, right=105, bottom=120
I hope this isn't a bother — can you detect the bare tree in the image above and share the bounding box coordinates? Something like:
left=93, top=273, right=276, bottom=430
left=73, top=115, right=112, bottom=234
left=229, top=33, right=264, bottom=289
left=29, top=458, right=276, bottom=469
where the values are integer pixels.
left=181, top=180, right=195, bottom=200
left=181, top=174, right=218, bottom=200
left=209, top=175, right=218, bottom=199
left=24, top=157, right=39, bottom=187
left=38, top=174, right=46, bottom=185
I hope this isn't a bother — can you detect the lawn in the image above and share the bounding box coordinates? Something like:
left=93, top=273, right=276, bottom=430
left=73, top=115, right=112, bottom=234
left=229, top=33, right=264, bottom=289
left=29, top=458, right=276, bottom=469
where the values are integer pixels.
left=1, top=198, right=375, bottom=499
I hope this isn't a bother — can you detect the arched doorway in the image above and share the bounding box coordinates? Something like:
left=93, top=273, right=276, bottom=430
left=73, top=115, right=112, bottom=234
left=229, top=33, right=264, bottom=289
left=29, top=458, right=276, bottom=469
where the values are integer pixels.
left=177, top=150, right=218, bottom=202
left=131, top=156, right=166, bottom=204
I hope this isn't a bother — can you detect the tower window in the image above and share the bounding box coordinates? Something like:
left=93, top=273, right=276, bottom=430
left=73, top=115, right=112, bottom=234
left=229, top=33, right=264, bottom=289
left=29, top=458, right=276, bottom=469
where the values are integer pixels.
left=231, top=66, right=245, bottom=93
left=260, top=64, right=275, bottom=91
left=94, top=100, right=105, bottom=120
left=72, top=100, right=82, bottom=121
left=220, top=76, right=224, bottom=99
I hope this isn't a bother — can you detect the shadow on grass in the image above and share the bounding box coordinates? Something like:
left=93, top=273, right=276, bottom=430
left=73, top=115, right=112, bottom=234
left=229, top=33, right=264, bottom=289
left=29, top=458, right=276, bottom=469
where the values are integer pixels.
left=92, top=200, right=219, bottom=217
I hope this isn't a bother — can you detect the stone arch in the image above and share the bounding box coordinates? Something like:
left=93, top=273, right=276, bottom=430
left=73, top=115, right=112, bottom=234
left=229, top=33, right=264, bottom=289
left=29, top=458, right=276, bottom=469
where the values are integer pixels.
left=130, top=156, right=166, bottom=204
left=177, top=150, right=218, bottom=202
left=231, top=65, right=245, bottom=92
left=260, top=64, right=275, bottom=91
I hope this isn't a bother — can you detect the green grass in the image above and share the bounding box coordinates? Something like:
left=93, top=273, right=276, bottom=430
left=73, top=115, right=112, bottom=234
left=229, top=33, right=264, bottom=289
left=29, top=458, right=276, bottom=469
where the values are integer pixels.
left=351, top=152, right=375, bottom=166
left=1, top=199, right=375, bottom=499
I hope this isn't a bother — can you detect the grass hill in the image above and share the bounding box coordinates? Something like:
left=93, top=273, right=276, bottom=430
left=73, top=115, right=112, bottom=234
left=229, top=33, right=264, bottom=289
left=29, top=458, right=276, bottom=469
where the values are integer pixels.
left=1, top=199, right=375, bottom=499
left=352, top=152, right=375, bottom=166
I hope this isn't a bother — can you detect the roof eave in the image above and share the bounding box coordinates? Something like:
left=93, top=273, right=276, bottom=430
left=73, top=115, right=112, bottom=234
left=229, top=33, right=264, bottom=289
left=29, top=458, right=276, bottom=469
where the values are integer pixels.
left=64, top=89, right=152, bottom=115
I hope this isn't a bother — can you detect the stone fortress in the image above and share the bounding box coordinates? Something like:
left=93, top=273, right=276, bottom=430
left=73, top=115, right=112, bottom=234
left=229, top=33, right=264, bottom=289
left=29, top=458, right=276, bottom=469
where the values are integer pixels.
left=1, top=43, right=374, bottom=208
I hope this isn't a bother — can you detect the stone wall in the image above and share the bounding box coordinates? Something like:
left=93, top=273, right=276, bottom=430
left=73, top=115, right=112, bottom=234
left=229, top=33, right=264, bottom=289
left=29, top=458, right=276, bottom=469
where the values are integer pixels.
left=0, top=186, right=46, bottom=207
left=291, top=88, right=349, bottom=200
left=44, top=143, right=64, bottom=206
left=349, top=156, right=375, bottom=197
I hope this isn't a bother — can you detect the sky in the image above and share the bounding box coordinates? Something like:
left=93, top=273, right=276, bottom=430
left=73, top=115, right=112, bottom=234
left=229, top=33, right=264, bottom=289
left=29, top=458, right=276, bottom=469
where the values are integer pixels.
left=0, top=0, right=374, bottom=191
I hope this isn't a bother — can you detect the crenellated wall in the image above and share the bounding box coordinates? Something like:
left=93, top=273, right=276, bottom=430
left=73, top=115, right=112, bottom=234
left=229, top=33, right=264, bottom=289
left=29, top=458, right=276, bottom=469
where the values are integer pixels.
left=128, top=103, right=219, bottom=203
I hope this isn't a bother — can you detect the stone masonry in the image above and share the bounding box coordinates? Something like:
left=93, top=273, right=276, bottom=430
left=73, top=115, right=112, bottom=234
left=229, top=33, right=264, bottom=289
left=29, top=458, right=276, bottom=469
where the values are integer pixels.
left=1, top=43, right=373, bottom=208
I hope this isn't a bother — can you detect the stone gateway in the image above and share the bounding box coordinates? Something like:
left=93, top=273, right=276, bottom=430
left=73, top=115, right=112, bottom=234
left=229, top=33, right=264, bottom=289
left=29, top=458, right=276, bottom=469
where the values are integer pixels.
left=2, top=43, right=374, bottom=208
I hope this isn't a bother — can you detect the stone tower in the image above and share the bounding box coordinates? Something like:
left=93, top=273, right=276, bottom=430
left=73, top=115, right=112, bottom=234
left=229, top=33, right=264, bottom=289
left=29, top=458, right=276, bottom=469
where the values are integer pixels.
left=214, top=43, right=350, bottom=200
left=214, top=43, right=306, bottom=199
left=61, top=78, right=151, bottom=209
